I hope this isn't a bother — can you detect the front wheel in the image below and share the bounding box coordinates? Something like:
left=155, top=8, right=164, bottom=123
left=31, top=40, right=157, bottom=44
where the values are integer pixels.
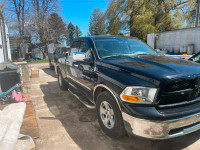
left=58, top=70, right=68, bottom=91
left=96, top=91, right=126, bottom=138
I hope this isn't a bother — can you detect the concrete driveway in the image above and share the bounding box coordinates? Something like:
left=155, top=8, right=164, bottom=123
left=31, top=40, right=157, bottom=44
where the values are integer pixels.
left=30, top=66, right=200, bottom=150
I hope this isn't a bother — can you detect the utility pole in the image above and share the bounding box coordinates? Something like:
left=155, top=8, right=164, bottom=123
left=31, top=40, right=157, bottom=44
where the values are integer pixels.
left=0, top=10, right=8, bottom=62
left=196, top=0, right=200, bottom=27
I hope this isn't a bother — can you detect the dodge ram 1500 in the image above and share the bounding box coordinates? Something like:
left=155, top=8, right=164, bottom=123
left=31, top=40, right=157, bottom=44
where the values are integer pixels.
left=56, top=36, right=200, bottom=139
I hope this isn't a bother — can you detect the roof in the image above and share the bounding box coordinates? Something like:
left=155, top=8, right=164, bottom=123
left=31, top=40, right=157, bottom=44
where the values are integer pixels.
left=149, top=27, right=200, bottom=34
left=88, top=35, right=127, bottom=39
left=74, top=35, right=138, bottom=41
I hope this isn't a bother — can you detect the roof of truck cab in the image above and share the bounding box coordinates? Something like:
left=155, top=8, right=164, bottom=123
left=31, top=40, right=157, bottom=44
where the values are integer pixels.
left=87, top=35, right=137, bottom=39
left=73, top=36, right=139, bottom=41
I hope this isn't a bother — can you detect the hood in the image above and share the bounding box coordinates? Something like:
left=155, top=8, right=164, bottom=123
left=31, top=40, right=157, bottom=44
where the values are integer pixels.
left=0, top=62, right=19, bottom=72
left=101, top=55, right=200, bottom=82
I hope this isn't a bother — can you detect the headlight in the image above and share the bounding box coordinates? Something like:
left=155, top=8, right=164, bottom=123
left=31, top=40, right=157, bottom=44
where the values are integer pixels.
left=120, top=87, right=157, bottom=104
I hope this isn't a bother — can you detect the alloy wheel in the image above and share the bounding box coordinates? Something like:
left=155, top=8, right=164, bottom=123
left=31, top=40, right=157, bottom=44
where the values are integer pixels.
left=100, top=101, right=115, bottom=129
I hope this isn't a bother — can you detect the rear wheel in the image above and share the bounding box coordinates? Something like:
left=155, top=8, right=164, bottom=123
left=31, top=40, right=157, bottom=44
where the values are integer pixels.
left=96, top=91, right=126, bottom=138
left=58, top=70, right=68, bottom=91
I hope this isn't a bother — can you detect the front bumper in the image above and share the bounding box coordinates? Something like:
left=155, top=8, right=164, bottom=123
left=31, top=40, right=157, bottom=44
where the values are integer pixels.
left=122, top=111, right=200, bottom=139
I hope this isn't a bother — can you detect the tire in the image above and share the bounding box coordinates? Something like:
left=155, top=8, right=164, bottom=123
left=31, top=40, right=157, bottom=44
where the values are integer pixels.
left=58, top=70, right=68, bottom=91
left=49, top=60, right=54, bottom=70
left=96, top=91, right=126, bottom=138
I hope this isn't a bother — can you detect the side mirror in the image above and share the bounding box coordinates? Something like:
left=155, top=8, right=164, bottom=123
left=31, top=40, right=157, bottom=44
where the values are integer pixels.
left=73, top=52, right=85, bottom=61
left=154, top=49, right=160, bottom=53
left=84, top=57, right=93, bottom=63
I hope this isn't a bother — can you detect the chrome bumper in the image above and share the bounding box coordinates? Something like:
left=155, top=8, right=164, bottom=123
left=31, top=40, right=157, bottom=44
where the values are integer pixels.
left=122, top=112, right=200, bottom=139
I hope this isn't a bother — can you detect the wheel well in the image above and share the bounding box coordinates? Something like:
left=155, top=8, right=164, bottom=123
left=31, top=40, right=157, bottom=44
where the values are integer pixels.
left=94, top=87, right=107, bottom=103
left=94, top=85, right=122, bottom=110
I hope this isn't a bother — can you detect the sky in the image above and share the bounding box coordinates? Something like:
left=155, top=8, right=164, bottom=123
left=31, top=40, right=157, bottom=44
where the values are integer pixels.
left=60, top=0, right=108, bottom=36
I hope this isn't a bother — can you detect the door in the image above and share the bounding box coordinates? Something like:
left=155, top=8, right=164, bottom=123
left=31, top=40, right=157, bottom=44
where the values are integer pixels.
left=67, top=39, right=96, bottom=99
left=64, top=41, right=80, bottom=82
left=76, top=40, right=96, bottom=91
left=54, top=48, right=65, bottom=63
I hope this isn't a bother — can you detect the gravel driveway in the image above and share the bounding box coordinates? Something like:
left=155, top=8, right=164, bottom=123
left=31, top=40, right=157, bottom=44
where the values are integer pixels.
left=30, top=66, right=200, bottom=150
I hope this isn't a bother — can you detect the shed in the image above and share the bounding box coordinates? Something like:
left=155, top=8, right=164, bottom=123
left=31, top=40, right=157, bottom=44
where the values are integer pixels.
left=147, top=27, right=200, bottom=54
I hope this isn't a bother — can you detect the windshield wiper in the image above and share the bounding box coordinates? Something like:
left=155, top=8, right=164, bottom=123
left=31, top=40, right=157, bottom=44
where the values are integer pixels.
left=137, top=53, right=149, bottom=56
left=103, top=55, right=130, bottom=59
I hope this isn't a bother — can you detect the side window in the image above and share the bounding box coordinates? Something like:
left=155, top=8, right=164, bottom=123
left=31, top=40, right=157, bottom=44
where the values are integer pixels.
left=70, top=41, right=80, bottom=56
left=79, top=41, right=93, bottom=59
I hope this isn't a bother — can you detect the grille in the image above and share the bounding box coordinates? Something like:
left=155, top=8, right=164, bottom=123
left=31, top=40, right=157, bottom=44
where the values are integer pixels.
left=195, top=77, right=200, bottom=86
left=158, top=78, right=200, bottom=107
left=163, top=80, right=190, bottom=92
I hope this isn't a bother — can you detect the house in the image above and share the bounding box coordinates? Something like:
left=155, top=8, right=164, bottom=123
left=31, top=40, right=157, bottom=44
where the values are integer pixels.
left=31, top=40, right=61, bottom=59
left=0, top=22, right=12, bottom=62
left=9, top=36, right=29, bottom=60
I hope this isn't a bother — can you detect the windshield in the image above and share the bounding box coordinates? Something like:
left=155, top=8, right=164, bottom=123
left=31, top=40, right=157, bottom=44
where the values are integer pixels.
left=94, top=38, right=156, bottom=59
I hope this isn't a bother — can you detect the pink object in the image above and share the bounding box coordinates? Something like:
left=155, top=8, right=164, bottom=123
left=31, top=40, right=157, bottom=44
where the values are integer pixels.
left=28, top=64, right=31, bottom=69
left=10, top=90, right=26, bottom=102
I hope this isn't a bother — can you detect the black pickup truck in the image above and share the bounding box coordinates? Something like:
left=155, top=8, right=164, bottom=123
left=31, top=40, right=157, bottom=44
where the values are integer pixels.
left=56, top=36, right=200, bottom=139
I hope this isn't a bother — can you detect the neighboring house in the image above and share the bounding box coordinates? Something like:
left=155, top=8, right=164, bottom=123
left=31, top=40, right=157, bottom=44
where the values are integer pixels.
left=9, top=36, right=29, bottom=60
left=0, top=23, right=11, bottom=62
left=31, top=40, right=59, bottom=59
left=59, top=34, right=67, bottom=47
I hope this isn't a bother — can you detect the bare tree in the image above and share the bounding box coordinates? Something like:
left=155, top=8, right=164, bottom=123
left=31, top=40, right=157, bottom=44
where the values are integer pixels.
left=29, top=0, right=60, bottom=58
left=6, top=0, right=31, bottom=57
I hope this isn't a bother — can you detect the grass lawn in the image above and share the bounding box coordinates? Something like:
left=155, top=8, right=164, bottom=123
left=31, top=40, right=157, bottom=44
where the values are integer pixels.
left=27, top=59, right=49, bottom=64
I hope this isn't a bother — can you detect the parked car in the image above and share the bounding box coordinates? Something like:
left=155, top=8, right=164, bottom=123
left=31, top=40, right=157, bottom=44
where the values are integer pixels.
left=48, top=46, right=70, bottom=70
left=56, top=36, right=200, bottom=139
left=188, top=52, right=200, bottom=63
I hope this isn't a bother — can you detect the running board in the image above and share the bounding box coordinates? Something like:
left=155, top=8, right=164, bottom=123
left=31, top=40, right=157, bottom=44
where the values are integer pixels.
left=68, top=88, right=95, bottom=109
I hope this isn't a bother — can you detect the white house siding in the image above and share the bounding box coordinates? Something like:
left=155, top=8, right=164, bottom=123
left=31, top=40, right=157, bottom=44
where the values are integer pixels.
left=5, top=25, right=11, bottom=61
left=147, top=33, right=155, bottom=49
left=0, top=24, right=11, bottom=62
left=0, top=25, right=4, bottom=62
left=147, top=27, right=200, bottom=53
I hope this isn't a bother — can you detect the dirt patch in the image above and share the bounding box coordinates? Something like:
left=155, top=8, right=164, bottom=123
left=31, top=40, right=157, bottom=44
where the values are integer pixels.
left=79, top=109, right=96, bottom=122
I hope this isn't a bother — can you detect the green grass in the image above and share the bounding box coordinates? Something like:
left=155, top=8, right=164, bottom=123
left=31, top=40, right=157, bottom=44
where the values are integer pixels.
left=27, top=59, right=49, bottom=64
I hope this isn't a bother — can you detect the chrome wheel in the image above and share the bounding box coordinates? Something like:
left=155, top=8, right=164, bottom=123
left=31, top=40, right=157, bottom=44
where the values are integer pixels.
left=100, top=101, right=115, bottom=129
